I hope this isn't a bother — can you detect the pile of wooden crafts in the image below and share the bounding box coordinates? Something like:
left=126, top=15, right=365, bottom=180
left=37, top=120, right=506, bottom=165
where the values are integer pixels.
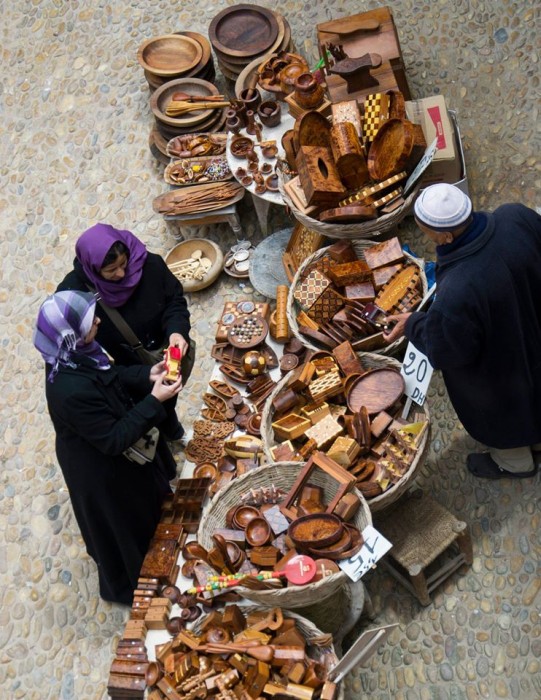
left=262, top=345, right=428, bottom=501
left=152, top=181, right=244, bottom=217
left=145, top=605, right=341, bottom=700
left=280, top=89, right=426, bottom=227
left=289, top=238, right=425, bottom=353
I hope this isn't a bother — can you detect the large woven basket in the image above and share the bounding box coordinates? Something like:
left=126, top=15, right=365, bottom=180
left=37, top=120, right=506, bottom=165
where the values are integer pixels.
left=198, top=462, right=372, bottom=607
left=287, top=241, right=427, bottom=356
left=261, top=355, right=431, bottom=513
left=192, top=605, right=344, bottom=700
left=279, top=174, right=421, bottom=240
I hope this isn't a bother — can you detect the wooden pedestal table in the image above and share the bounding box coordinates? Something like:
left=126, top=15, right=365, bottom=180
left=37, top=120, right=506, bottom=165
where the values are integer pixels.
left=373, top=489, right=473, bottom=606
left=226, top=105, right=295, bottom=235
left=164, top=200, right=243, bottom=237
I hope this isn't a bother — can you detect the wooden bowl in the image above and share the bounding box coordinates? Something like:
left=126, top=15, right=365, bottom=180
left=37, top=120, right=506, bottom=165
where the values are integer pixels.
left=232, top=505, right=260, bottom=530
left=138, top=34, right=203, bottom=77
left=288, top=514, right=344, bottom=549
left=165, top=238, right=223, bottom=292
left=193, top=463, right=218, bottom=480
left=150, top=78, right=220, bottom=128
left=245, top=517, right=272, bottom=547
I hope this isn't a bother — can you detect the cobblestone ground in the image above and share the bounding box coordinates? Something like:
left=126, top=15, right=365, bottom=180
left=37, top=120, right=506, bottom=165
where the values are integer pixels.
left=1, top=1, right=539, bottom=698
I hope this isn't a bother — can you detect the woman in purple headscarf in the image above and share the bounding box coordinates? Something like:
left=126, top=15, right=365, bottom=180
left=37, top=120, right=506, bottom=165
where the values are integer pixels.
left=56, top=223, right=191, bottom=441
left=34, top=290, right=182, bottom=605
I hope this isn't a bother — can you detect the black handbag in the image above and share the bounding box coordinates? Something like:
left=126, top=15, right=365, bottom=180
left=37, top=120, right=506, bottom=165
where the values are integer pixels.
left=90, top=291, right=196, bottom=383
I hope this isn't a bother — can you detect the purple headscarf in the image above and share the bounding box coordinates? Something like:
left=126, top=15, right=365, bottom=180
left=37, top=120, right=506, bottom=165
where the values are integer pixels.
left=33, top=291, right=111, bottom=382
left=75, top=223, right=148, bottom=307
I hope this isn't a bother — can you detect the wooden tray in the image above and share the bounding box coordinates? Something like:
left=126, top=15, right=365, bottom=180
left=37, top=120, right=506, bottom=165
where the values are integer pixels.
left=166, top=132, right=227, bottom=159
left=150, top=78, right=220, bottom=128
left=137, top=34, right=203, bottom=77
left=209, top=4, right=280, bottom=58
left=164, top=156, right=232, bottom=187
left=153, top=181, right=245, bottom=216
left=367, top=118, right=414, bottom=181
left=346, top=368, right=405, bottom=414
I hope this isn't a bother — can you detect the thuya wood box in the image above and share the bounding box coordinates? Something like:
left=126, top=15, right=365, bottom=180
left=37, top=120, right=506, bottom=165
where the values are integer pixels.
left=272, top=413, right=312, bottom=441
left=296, top=146, right=347, bottom=207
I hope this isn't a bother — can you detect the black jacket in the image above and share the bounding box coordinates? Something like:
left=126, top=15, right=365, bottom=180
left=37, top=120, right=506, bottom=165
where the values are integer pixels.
left=45, top=361, right=174, bottom=604
left=406, top=204, right=541, bottom=448
left=56, top=253, right=191, bottom=366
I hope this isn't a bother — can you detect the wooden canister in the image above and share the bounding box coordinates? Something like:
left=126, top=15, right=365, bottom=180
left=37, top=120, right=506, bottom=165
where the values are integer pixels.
left=330, top=122, right=370, bottom=190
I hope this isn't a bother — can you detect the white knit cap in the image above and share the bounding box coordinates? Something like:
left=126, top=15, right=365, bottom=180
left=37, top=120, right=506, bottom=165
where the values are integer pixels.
left=414, top=183, right=472, bottom=230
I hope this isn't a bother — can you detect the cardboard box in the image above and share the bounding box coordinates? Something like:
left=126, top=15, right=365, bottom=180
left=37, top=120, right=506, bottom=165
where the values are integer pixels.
left=405, top=95, right=467, bottom=192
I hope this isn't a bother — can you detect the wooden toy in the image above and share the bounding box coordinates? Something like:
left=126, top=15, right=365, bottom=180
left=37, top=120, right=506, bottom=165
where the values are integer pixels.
left=227, top=315, right=268, bottom=348
left=163, top=344, right=182, bottom=382
left=215, top=300, right=270, bottom=342
left=328, top=49, right=383, bottom=95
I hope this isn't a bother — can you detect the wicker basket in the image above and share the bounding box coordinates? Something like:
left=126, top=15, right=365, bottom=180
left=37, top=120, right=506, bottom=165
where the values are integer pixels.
left=260, top=355, right=431, bottom=513
left=198, top=462, right=372, bottom=607
left=192, top=605, right=344, bottom=700
left=279, top=175, right=421, bottom=240
left=287, top=241, right=427, bottom=356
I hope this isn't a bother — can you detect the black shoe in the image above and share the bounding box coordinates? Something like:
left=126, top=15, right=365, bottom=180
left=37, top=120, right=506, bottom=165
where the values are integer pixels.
left=466, top=452, right=537, bottom=479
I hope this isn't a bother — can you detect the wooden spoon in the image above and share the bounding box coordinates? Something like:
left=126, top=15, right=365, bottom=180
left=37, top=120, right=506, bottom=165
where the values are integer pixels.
left=165, top=100, right=231, bottom=116
left=172, top=91, right=226, bottom=102
left=203, top=643, right=274, bottom=663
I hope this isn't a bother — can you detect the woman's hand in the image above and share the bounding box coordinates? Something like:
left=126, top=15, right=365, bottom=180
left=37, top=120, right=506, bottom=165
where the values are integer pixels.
left=150, top=361, right=167, bottom=383
left=169, top=333, right=189, bottom=356
left=151, top=372, right=183, bottom=402
left=383, top=313, right=412, bottom=343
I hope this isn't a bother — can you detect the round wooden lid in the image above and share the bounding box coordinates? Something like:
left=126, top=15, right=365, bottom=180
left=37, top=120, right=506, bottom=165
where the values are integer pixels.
left=367, top=118, right=415, bottom=181
left=346, top=367, right=405, bottom=414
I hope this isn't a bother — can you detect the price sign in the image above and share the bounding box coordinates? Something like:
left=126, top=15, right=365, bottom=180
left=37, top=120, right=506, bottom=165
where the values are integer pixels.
left=338, top=526, right=392, bottom=582
left=400, top=341, right=434, bottom=406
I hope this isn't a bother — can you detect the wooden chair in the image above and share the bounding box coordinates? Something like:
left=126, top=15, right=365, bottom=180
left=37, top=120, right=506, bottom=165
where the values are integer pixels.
left=374, top=489, right=473, bottom=606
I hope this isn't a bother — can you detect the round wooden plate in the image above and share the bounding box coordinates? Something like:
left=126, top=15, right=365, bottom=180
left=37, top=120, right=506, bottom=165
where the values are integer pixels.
left=346, top=368, right=405, bottom=414
left=137, top=34, right=203, bottom=77
left=367, top=118, right=414, bottom=181
left=150, top=77, right=220, bottom=128
left=295, top=110, right=331, bottom=148
left=213, top=13, right=286, bottom=66
left=209, top=4, right=280, bottom=58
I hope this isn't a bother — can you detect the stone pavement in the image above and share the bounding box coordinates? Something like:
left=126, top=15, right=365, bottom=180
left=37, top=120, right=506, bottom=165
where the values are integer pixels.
left=0, top=1, right=539, bottom=698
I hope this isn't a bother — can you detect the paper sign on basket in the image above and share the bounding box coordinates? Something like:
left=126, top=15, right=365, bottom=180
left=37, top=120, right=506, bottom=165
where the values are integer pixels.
left=400, top=341, right=434, bottom=407
left=403, top=138, right=438, bottom=195
left=338, top=525, right=392, bottom=581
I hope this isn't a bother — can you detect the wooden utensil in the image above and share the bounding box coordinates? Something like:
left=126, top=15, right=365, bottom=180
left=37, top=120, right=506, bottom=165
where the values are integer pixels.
left=171, top=92, right=226, bottom=102
left=166, top=100, right=231, bottom=116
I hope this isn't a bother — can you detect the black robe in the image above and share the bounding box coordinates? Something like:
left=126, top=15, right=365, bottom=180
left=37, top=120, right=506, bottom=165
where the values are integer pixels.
left=56, top=253, right=191, bottom=438
left=406, top=204, right=541, bottom=448
left=56, top=253, right=191, bottom=366
left=45, top=360, right=175, bottom=605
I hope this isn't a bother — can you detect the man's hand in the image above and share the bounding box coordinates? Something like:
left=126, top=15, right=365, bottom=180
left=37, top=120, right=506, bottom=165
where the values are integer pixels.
left=383, top=313, right=412, bottom=343
left=169, top=333, right=189, bottom=356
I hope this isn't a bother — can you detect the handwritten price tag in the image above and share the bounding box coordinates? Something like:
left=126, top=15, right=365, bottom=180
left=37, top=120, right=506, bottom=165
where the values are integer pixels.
left=338, top=526, right=392, bottom=581
left=400, top=341, right=434, bottom=406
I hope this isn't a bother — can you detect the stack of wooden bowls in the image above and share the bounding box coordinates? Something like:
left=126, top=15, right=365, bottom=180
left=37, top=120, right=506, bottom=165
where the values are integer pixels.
left=137, top=31, right=215, bottom=92
left=209, top=4, right=293, bottom=84
left=149, top=77, right=229, bottom=145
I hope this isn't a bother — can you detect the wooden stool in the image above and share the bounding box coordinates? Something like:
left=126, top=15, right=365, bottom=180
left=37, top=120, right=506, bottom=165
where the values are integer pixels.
left=374, top=490, right=473, bottom=606
left=165, top=201, right=243, bottom=237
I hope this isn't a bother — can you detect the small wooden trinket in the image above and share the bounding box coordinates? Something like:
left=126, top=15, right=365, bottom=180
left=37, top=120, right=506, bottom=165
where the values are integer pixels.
left=288, top=361, right=316, bottom=392
left=331, top=99, right=362, bottom=136
left=301, top=401, right=330, bottom=425
left=304, top=414, right=343, bottom=450
left=272, top=413, right=312, bottom=441
left=363, top=237, right=404, bottom=270
left=296, top=310, right=320, bottom=331
left=294, top=269, right=332, bottom=311
left=327, top=436, right=361, bottom=468
left=307, top=371, right=343, bottom=403
left=282, top=223, right=326, bottom=284
left=270, top=441, right=299, bottom=463
left=327, top=260, right=372, bottom=287
left=306, top=288, right=345, bottom=325
left=361, top=91, right=390, bottom=143
left=332, top=340, right=367, bottom=376
left=375, top=265, right=419, bottom=312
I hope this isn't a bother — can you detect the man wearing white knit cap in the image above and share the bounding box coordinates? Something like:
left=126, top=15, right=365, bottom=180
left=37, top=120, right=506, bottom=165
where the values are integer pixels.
left=384, top=183, right=541, bottom=479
